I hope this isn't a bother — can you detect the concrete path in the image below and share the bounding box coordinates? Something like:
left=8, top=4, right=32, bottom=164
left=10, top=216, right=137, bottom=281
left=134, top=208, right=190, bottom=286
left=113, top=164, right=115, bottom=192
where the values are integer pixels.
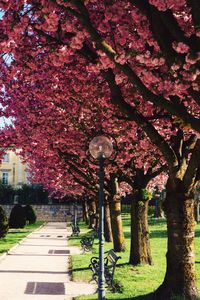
left=0, top=222, right=96, bottom=300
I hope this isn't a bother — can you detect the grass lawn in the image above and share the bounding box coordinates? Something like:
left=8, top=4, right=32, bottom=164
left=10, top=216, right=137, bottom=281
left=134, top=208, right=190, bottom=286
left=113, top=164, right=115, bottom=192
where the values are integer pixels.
left=0, top=221, right=44, bottom=254
left=68, top=214, right=200, bottom=300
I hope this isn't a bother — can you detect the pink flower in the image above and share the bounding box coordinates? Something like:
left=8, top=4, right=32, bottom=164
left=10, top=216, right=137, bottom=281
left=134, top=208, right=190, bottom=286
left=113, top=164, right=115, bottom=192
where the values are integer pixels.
left=172, top=42, right=190, bottom=54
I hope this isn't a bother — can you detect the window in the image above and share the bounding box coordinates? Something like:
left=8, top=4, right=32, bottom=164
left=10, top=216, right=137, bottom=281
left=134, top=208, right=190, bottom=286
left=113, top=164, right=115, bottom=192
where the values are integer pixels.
left=2, top=153, right=9, bottom=163
left=2, top=172, right=9, bottom=185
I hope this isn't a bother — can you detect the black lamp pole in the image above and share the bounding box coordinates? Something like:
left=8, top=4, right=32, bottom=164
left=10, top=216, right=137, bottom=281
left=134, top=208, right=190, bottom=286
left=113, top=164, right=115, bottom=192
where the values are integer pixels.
left=74, top=200, right=78, bottom=227
left=98, top=155, right=105, bottom=300
left=88, top=134, right=116, bottom=300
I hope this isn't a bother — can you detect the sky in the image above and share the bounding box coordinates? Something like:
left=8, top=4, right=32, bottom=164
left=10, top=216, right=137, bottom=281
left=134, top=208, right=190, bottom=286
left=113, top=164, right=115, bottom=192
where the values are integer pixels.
left=0, top=10, right=5, bottom=19
left=0, top=117, right=12, bottom=128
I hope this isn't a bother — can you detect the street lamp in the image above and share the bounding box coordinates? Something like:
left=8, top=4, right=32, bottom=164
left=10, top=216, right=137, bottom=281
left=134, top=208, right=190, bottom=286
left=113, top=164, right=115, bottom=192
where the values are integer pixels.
left=73, top=199, right=78, bottom=228
left=89, top=135, right=114, bottom=300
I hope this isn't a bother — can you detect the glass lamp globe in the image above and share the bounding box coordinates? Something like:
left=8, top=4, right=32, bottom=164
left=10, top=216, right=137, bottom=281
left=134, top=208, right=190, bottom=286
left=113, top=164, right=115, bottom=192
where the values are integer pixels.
left=89, top=135, right=113, bottom=159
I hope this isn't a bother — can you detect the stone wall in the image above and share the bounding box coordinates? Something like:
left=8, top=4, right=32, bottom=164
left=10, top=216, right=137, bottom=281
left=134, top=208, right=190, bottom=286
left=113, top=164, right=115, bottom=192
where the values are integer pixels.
left=1, top=204, right=82, bottom=222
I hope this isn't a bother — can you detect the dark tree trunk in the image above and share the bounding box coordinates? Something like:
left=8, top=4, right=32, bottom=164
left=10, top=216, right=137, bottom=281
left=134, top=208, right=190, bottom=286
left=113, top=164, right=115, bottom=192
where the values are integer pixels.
left=155, top=198, right=165, bottom=218
left=129, top=192, right=152, bottom=265
left=104, top=196, right=113, bottom=242
left=88, top=198, right=97, bottom=229
left=109, top=194, right=126, bottom=252
left=155, top=180, right=197, bottom=300
left=82, top=198, right=89, bottom=225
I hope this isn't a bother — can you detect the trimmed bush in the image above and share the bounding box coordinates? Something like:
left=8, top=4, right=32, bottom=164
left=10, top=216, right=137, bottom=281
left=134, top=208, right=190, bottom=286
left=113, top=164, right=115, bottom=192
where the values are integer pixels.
left=24, top=205, right=37, bottom=224
left=0, top=206, right=9, bottom=238
left=9, top=204, right=26, bottom=228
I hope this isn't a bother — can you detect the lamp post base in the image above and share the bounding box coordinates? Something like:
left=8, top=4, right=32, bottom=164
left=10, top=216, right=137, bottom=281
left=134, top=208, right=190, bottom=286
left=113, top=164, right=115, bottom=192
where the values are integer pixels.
left=98, top=290, right=105, bottom=300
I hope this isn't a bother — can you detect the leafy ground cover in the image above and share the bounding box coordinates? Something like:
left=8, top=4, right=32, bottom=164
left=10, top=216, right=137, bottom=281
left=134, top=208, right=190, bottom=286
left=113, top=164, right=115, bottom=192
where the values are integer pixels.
left=0, top=221, right=44, bottom=254
left=69, top=214, right=200, bottom=300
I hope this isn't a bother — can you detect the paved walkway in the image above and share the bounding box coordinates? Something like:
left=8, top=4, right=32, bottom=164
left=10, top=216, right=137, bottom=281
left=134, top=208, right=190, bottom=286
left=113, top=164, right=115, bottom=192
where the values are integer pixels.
left=0, top=222, right=96, bottom=300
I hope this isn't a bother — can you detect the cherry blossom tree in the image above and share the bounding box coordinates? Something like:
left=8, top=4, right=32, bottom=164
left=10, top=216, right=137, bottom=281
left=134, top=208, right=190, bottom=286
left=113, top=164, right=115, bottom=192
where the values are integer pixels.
left=0, top=1, right=200, bottom=299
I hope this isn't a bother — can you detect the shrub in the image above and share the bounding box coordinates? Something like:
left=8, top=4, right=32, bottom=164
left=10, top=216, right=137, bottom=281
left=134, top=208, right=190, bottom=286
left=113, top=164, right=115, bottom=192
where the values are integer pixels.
left=24, top=205, right=37, bottom=224
left=0, top=206, right=9, bottom=238
left=16, top=184, right=49, bottom=204
left=148, top=206, right=155, bottom=217
left=9, top=204, right=26, bottom=228
left=0, top=182, right=14, bottom=204
left=122, top=204, right=131, bottom=213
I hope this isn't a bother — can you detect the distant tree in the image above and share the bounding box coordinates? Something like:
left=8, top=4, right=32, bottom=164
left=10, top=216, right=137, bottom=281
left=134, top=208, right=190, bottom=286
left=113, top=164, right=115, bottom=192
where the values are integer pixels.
left=16, top=184, right=49, bottom=204
left=0, top=182, right=14, bottom=204
left=0, top=206, right=9, bottom=238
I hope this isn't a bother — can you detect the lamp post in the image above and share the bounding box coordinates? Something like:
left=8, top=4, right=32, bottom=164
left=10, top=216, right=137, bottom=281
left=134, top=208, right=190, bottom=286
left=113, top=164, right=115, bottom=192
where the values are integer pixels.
left=89, top=135, right=114, bottom=300
left=73, top=199, right=78, bottom=227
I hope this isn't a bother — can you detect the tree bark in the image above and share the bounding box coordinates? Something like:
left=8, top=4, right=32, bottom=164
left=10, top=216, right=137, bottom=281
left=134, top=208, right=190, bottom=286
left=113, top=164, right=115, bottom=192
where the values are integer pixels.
left=104, top=196, right=113, bottom=242
left=82, top=198, right=89, bottom=225
left=155, top=198, right=165, bottom=218
left=129, top=192, right=152, bottom=265
left=88, top=198, right=97, bottom=229
left=155, top=180, right=197, bottom=299
left=109, top=194, right=126, bottom=252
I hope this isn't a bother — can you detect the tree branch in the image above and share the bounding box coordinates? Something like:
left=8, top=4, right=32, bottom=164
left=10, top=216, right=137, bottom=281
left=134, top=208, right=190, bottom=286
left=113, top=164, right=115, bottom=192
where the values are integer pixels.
left=114, top=113, right=171, bottom=121
left=188, top=0, right=200, bottom=33
left=102, top=68, right=177, bottom=169
left=57, top=149, right=96, bottom=187
left=170, top=129, right=184, bottom=165
left=188, top=87, right=200, bottom=106
left=129, top=0, right=200, bottom=54
left=147, top=165, right=167, bottom=182
left=68, top=1, right=200, bottom=133
left=183, top=139, right=200, bottom=189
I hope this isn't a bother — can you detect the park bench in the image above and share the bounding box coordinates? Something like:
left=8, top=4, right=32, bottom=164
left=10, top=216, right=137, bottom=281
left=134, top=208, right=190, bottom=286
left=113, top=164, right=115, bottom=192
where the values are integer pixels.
left=71, top=223, right=80, bottom=236
left=80, top=235, right=95, bottom=252
left=89, top=249, right=121, bottom=291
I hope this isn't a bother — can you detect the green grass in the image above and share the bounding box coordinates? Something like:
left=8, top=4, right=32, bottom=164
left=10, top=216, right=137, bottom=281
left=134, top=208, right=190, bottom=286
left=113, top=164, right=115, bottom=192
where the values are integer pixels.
left=0, top=221, right=44, bottom=254
left=68, top=216, right=200, bottom=300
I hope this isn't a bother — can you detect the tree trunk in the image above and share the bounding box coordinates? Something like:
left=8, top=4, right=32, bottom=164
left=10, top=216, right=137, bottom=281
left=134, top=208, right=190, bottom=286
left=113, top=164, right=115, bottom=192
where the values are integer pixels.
left=155, top=181, right=197, bottom=299
left=129, top=193, right=152, bottom=265
left=158, top=200, right=165, bottom=218
left=155, top=198, right=165, bottom=218
left=82, top=198, right=89, bottom=225
left=109, top=194, right=126, bottom=252
left=104, top=197, right=113, bottom=242
left=88, top=198, right=97, bottom=229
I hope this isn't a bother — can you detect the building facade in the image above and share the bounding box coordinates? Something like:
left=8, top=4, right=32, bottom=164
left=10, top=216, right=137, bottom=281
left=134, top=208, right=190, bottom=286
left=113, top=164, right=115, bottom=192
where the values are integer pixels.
left=0, top=149, right=29, bottom=188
